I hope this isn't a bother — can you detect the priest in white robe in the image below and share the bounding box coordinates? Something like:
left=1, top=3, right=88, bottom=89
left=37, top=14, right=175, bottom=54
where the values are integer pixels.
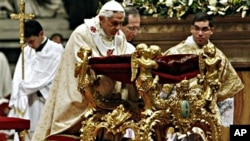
left=8, top=19, right=64, bottom=140
left=32, top=1, right=136, bottom=141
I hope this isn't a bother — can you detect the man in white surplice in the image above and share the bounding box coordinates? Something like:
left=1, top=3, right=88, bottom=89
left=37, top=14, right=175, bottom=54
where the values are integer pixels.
left=8, top=19, right=64, bottom=140
left=32, top=1, right=136, bottom=141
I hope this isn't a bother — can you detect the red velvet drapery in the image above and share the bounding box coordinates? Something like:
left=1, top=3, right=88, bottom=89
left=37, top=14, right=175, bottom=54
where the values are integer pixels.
left=89, top=54, right=199, bottom=84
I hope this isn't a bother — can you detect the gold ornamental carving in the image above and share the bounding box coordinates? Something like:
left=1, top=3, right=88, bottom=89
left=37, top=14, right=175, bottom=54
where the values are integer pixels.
left=75, top=43, right=222, bottom=141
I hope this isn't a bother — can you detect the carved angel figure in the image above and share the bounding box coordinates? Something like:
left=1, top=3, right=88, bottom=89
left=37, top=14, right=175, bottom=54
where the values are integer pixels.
left=131, top=43, right=161, bottom=115
left=198, top=43, right=222, bottom=114
left=75, top=46, right=96, bottom=117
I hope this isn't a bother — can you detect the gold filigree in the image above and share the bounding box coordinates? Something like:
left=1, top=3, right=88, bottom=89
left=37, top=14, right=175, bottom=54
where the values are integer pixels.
left=76, top=43, right=222, bottom=141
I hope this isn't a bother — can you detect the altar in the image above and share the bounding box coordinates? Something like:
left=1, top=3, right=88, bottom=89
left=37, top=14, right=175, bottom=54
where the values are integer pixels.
left=0, top=6, right=250, bottom=141
left=69, top=45, right=222, bottom=141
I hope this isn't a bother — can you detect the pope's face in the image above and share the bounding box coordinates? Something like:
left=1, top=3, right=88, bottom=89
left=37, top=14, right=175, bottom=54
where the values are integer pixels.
left=190, top=20, right=214, bottom=47
left=99, top=12, right=124, bottom=38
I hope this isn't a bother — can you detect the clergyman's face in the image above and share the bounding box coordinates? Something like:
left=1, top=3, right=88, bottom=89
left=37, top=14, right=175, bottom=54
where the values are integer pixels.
left=121, top=14, right=140, bottom=41
left=99, top=12, right=124, bottom=38
left=190, top=20, right=214, bottom=47
left=25, top=31, right=44, bottom=49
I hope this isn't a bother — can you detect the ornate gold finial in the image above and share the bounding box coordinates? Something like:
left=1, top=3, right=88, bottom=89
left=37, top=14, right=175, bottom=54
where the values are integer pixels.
left=75, top=47, right=97, bottom=117
left=131, top=43, right=161, bottom=116
left=10, top=0, right=34, bottom=79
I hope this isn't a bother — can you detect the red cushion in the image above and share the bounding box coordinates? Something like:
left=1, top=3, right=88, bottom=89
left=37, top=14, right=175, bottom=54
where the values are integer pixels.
left=46, top=134, right=80, bottom=141
left=0, top=117, right=30, bottom=130
left=89, top=54, right=199, bottom=84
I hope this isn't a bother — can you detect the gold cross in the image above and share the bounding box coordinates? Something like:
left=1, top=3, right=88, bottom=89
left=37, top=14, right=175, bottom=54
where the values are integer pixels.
left=10, top=0, right=34, bottom=80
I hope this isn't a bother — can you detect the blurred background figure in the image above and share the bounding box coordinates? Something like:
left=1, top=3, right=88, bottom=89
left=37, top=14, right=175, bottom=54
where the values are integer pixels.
left=0, top=51, right=12, bottom=116
left=0, top=51, right=12, bottom=100
left=0, top=0, right=14, bottom=18
left=50, top=33, right=64, bottom=44
left=11, top=0, right=66, bottom=18
left=63, top=0, right=99, bottom=30
left=0, top=51, right=12, bottom=140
